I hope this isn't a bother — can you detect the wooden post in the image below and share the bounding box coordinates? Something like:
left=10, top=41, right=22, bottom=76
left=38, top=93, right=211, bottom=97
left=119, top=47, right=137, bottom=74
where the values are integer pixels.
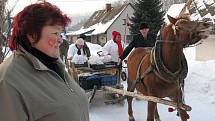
left=103, top=86, right=192, bottom=111
left=68, top=62, right=79, bottom=82
left=179, top=0, right=193, bottom=16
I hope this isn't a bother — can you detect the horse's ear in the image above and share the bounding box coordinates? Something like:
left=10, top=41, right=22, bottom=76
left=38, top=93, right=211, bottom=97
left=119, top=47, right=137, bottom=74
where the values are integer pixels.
left=167, top=15, right=177, bottom=24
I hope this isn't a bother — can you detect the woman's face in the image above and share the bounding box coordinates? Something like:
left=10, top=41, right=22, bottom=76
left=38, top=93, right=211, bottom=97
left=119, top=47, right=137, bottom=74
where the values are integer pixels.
left=30, top=25, right=63, bottom=58
left=114, top=35, right=121, bottom=42
left=77, top=44, right=84, bottom=49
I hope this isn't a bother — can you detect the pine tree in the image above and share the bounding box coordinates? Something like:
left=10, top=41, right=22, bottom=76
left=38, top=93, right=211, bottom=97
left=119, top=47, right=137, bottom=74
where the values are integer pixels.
left=130, top=0, right=165, bottom=35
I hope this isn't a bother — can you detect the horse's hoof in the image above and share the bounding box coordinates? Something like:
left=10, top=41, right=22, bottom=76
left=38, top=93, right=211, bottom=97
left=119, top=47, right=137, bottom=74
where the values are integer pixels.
left=129, top=117, right=135, bottom=121
left=155, top=118, right=161, bottom=121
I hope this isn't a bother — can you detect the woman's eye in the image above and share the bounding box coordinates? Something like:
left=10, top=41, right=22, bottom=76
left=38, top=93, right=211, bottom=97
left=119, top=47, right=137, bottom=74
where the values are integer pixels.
left=51, top=32, right=60, bottom=36
left=53, top=32, right=59, bottom=35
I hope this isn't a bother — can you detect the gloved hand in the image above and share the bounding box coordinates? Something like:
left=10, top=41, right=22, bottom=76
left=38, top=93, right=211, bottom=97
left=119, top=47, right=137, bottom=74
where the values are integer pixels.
left=116, top=63, right=122, bottom=69
left=117, top=58, right=122, bottom=65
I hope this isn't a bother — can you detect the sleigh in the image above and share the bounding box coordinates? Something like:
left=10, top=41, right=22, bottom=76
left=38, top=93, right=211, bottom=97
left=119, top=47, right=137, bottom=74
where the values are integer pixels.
left=68, top=62, right=125, bottom=104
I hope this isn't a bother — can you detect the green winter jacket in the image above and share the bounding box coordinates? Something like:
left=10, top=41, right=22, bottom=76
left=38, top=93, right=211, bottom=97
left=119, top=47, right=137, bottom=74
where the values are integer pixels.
left=0, top=47, right=89, bottom=121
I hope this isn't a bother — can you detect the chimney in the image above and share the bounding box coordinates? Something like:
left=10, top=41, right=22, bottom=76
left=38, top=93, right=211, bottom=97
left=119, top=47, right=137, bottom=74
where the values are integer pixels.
left=106, top=3, right=111, bottom=12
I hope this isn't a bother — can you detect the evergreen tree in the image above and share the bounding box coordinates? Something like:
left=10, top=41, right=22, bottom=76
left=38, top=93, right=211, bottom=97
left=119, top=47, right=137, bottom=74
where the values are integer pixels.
left=130, top=0, right=165, bottom=35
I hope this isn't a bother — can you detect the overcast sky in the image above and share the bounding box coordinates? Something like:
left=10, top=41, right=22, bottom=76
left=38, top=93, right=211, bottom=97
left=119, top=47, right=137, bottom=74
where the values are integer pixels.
left=7, top=0, right=125, bottom=16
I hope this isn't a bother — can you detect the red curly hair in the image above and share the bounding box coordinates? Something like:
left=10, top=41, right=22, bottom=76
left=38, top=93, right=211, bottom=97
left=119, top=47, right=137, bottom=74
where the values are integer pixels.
left=9, top=2, right=71, bottom=50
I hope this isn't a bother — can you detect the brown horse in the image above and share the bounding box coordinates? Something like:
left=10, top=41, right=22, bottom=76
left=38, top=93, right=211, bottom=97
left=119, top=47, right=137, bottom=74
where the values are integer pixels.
left=127, top=15, right=211, bottom=121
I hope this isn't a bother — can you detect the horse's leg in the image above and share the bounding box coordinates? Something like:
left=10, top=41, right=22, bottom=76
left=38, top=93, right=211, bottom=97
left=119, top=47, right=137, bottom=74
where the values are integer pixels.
left=147, top=101, right=156, bottom=121
left=174, top=90, right=188, bottom=121
left=178, top=108, right=188, bottom=121
left=127, top=81, right=135, bottom=121
left=154, top=105, right=161, bottom=121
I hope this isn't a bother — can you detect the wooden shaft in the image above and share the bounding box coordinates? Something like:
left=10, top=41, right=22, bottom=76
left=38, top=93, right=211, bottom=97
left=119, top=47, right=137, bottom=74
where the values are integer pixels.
left=179, top=0, right=193, bottom=16
left=103, top=86, right=192, bottom=111
left=68, top=62, right=79, bottom=82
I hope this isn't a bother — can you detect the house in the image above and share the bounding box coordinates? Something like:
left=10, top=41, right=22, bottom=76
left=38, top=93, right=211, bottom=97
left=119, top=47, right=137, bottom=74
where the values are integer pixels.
left=66, top=3, right=134, bottom=46
left=166, top=0, right=215, bottom=61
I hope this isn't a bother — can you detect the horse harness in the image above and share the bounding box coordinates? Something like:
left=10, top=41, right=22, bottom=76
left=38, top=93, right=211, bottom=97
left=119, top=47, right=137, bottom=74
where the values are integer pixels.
left=128, top=20, right=192, bottom=94
left=129, top=43, right=188, bottom=91
left=129, top=54, right=153, bottom=92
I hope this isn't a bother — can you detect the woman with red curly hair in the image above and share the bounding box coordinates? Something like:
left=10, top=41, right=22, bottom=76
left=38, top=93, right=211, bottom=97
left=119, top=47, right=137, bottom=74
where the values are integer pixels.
left=0, top=2, right=89, bottom=121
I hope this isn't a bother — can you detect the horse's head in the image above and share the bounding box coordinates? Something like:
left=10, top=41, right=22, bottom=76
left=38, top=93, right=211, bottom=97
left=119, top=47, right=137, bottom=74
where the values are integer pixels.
left=162, top=14, right=211, bottom=47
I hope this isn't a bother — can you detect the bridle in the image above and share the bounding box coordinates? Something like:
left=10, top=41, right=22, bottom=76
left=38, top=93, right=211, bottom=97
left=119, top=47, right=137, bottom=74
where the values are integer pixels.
left=157, top=18, right=200, bottom=45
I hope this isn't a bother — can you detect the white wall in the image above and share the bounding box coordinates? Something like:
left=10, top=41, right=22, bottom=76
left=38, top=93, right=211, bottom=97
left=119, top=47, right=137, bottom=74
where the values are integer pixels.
left=196, top=35, right=215, bottom=61
left=106, top=4, right=134, bottom=47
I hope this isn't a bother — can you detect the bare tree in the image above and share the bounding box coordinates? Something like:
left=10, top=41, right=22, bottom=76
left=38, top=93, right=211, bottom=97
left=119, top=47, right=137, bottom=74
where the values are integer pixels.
left=0, top=0, right=19, bottom=63
left=0, top=0, right=8, bottom=63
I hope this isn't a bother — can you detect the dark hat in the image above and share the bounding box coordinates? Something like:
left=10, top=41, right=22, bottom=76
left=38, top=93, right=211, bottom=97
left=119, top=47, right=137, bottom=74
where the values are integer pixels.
left=139, top=22, right=149, bottom=30
left=79, top=34, right=87, bottom=40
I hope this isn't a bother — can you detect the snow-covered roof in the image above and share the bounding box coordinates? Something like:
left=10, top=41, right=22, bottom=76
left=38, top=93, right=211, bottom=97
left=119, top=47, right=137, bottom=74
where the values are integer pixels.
left=165, top=0, right=215, bottom=23
left=66, top=3, right=130, bottom=36
left=66, top=13, right=120, bottom=36
left=66, top=27, right=95, bottom=36
left=165, top=3, right=186, bottom=23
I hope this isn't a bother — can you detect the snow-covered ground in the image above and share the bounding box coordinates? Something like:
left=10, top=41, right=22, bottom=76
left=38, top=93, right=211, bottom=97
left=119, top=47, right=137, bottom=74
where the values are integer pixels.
left=90, top=47, right=215, bottom=121
left=3, top=43, right=214, bottom=120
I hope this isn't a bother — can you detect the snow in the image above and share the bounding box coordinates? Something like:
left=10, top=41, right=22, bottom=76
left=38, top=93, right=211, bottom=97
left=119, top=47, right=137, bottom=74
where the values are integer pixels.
left=90, top=7, right=125, bottom=35
left=3, top=42, right=215, bottom=120
left=66, top=27, right=95, bottom=36
left=89, top=47, right=215, bottom=121
left=85, top=42, right=102, bottom=55
left=164, top=3, right=186, bottom=23
left=195, top=0, right=207, bottom=10
left=166, top=1, right=215, bottom=23
left=66, top=6, right=125, bottom=36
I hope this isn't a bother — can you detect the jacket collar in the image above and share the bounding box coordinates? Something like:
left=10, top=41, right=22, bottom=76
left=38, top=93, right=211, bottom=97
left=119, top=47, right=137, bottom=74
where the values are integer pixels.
left=16, top=46, right=65, bottom=71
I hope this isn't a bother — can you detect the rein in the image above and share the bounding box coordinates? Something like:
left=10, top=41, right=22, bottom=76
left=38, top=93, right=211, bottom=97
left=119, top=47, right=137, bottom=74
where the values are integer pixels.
left=128, top=54, right=152, bottom=92
left=156, top=39, right=184, bottom=43
left=157, top=18, right=201, bottom=45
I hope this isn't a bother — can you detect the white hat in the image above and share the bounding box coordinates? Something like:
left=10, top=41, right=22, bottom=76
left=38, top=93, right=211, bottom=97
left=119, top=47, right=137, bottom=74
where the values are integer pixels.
left=75, top=38, right=85, bottom=45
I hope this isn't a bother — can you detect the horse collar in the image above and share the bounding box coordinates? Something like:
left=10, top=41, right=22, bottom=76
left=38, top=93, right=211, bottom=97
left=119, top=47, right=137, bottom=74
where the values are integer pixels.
left=152, top=42, right=188, bottom=83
